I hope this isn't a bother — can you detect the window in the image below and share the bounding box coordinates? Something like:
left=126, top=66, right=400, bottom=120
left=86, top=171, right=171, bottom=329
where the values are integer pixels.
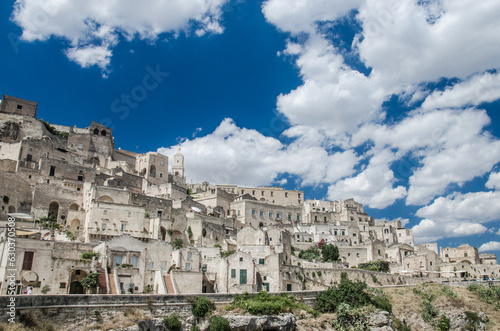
left=185, top=263, right=191, bottom=270
left=324, top=216, right=327, bottom=222
left=353, top=233, right=357, bottom=237
left=237, top=210, right=240, bottom=216
left=161, top=160, right=164, bottom=165
left=130, top=256, right=138, bottom=268
left=252, top=190, right=255, bottom=195
left=252, top=209, right=256, bottom=216
left=231, top=269, right=236, bottom=278
left=157, top=211, right=162, bottom=218
left=384, top=229, right=389, bottom=234
left=22, top=252, right=34, bottom=270
left=269, top=212, right=273, bottom=218
left=75, top=270, right=81, bottom=275
left=114, top=256, right=123, bottom=266
left=59, top=282, right=66, bottom=289
left=101, top=223, right=106, bottom=231
left=269, top=238, right=273, bottom=242
left=445, top=254, right=449, bottom=258
left=276, top=213, right=280, bottom=219
left=271, top=192, right=274, bottom=197
left=297, top=214, right=300, bottom=221
left=260, top=210, right=264, bottom=217
left=314, top=216, right=318, bottom=221
left=298, top=193, right=301, bottom=199
left=26, top=154, right=32, bottom=162
left=49, top=166, right=56, bottom=176
left=288, top=214, right=291, bottom=220
left=334, top=230, right=338, bottom=236
left=121, top=224, right=126, bottom=231
left=262, top=191, right=264, bottom=196
left=285, top=192, right=288, bottom=198
left=348, top=253, right=351, bottom=256
left=239, top=257, right=243, bottom=262
left=259, top=259, right=265, bottom=265
left=187, top=252, right=192, bottom=260
left=78, top=143, right=83, bottom=150
left=377, top=249, right=381, bottom=255
left=17, top=104, right=23, bottom=109
left=103, top=210, right=107, bottom=215
left=77, top=175, right=83, bottom=181
left=341, top=231, right=345, bottom=236
left=464, top=253, right=468, bottom=257
left=160, top=173, right=162, bottom=178
left=148, top=262, right=154, bottom=270
left=356, top=253, right=360, bottom=257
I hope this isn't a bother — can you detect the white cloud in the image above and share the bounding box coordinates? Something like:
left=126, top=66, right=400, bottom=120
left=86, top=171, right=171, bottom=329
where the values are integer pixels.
left=479, top=241, right=500, bottom=252
left=407, top=137, right=500, bottom=205
left=12, top=0, right=228, bottom=72
left=416, top=191, right=500, bottom=224
left=262, top=0, right=361, bottom=34
left=486, top=172, right=500, bottom=190
left=497, top=229, right=500, bottom=235
left=421, top=71, right=500, bottom=111
left=355, top=0, right=500, bottom=87
left=158, top=118, right=359, bottom=187
left=327, top=149, right=407, bottom=208
left=412, top=219, right=487, bottom=243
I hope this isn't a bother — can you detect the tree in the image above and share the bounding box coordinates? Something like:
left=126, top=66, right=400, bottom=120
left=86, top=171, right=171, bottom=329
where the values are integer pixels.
left=173, top=238, right=183, bottom=250
left=81, top=272, right=100, bottom=289
left=320, top=244, right=340, bottom=262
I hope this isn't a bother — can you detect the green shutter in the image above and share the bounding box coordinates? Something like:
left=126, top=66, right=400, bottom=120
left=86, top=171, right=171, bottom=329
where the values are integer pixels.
left=231, top=269, right=236, bottom=278
left=240, top=269, right=247, bottom=284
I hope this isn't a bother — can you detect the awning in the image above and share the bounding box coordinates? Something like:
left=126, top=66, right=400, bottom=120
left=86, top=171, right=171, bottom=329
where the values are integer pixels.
left=16, top=230, right=40, bottom=236
left=7, top=213, right=34, bottom=221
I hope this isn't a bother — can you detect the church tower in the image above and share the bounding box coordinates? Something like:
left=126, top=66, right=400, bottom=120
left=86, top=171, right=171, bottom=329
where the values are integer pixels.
left=172, top=148, right=185, bottom=178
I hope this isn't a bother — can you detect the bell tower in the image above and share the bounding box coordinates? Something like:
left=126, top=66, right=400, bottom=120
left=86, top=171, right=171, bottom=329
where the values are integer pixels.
left=172, top=148, right=185, bottom=178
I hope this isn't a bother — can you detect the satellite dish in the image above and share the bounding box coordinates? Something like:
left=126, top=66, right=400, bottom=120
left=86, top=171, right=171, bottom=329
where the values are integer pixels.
left=191, top=207, right=201, bottom=212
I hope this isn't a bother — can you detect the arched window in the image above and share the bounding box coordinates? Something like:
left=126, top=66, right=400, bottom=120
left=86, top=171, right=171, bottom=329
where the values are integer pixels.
left=149, top=165, right=156, bottom=177
left=93, top=128, right=99, bottom=134
left=101, top=130, right=106, bottom=136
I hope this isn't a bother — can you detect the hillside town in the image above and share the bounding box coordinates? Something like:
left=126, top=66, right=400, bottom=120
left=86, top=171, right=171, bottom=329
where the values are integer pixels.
left=0, top=95, right=498, bottom=296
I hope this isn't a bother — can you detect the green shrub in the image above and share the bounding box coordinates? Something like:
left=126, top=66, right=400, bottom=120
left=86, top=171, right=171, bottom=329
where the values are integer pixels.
left=317, top=271, right=322, bottom=277
left=437, top=314, right=450, bottom=331
left=331, top=303, right=368, bottom=331
left=191, top=327, right=200, bottom=331
left=312, top=271, right=316, bottom=278
left=209, top=315, right=230, bottom=331
left=372, top=275, right=378, bottom=284
left=163, top=314, right=182, bottom=331
left=442, top=285, right=458, bottom=299
left=464, top=311, right=482, bottom=330
left=315, top=273, right=371, bottom=313
left=202, top=228, right=207, bottom=237
left=192, top=296, right=214, bottom=317
left=41, top=285, right=51, bottom=294
left=358, top=260, right=390, bottom=273
left=227, top=291, right=316, bottom=316
left=81, top=251, right=100, bottom=260
left=421, top=299, right=439, bottom=324
left=298, top=245, right=321, bottom=261
left=220, top=250, right=235, bottom=258
left=173, top=238, right=184, bottom=250
left=392, top=316, right=411, bottom=331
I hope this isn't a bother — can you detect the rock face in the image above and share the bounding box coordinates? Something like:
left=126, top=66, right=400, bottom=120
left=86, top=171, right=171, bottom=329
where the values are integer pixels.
left=223, top=314, right=296, bottom=331
left=448, top=311, right=487, bottom=331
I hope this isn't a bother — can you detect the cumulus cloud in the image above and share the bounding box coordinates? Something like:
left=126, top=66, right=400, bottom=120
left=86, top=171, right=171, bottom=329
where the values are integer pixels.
left=421, top=71, right=500, bottom=111
left=157, top=118, right=359, bottom=187
left=12, top=0, right=227, bottom=73
left=412, top=219, right=487, bottom=243
left=416, top=191, right=500, bottom=224
left=486, top=172, right=500, bottom=190
left=327, top=149, right=407, bottom=208
left=479, top=241, right=500, bottom=252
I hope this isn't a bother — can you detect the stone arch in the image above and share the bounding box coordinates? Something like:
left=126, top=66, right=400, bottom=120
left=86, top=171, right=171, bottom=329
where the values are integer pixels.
left=70, top=219, right=80, bottom=233
left=89, top=157, right=100, bottom=167
left=101, top=130, right=106, bottom=136
left=69, top=203, right=79, bottom=211
left=171, top=230, right=182, bottom=241
left=149, top=164, right=156, bottom=177
left=8, top=205, right=15, bottom=213
left=160, top=226, right=167, bottom=241
left=97, top=195, right=114, bottom=203
left=48, top=201, right=59, bottom=220
left=260, top=198, right=265, bottom=202
left=69, top=269, right=88, bottom=294
left=93, top=128, right=99, bottom=134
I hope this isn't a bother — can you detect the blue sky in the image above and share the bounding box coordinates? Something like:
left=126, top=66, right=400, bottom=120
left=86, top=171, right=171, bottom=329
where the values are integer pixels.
left=1, top=0, right=500, bottom=257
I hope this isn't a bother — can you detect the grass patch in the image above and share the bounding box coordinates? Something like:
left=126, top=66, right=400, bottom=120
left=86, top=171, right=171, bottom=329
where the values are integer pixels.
left=225, top=291, right=317, bottom=316
left=468, top=283, right=500, bottom=310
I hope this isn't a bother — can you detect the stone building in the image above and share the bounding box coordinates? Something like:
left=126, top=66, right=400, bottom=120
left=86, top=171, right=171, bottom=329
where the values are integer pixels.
left=0, top=95, right=497, bottom=296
